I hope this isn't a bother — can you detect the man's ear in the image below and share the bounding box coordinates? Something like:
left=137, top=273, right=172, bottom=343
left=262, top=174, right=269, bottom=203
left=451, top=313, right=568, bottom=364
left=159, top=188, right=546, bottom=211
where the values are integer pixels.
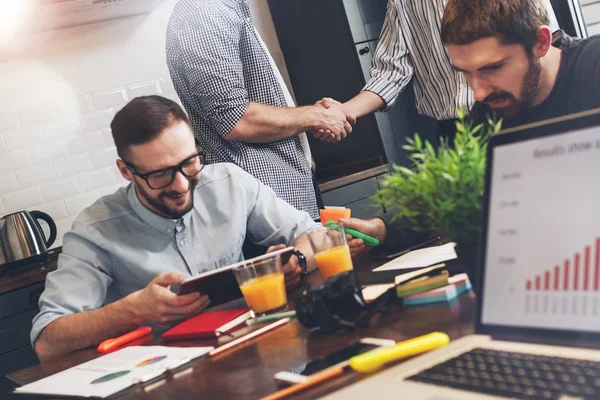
left=533, top=26, right=553, bottom=58
left=116, top=159, right=133, bottom=182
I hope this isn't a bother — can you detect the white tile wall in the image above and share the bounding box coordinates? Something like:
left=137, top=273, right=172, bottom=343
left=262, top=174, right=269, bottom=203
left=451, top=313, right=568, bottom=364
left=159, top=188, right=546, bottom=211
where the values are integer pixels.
left=64, top=189, right=102, bottom=216
left=78, top=167, right=117, bottom=192
left=2, top=186, right=44, bottom=212
left=0, top=172, right=18, bottom=193
left=17, top=103, right=57, bottom=128
left=0, top=111, right=20, bottom=132
left=41, top=176, right=81, bottom=202
left=15, top=162, right=57, bottom=188
left=43, top=116, right=82, bottom=139
left=0, top=0, right=290, bottom=249
left=29, top=139, right=69, bottom=164
left=67, top=131, right=105, bottom=155
left=54, top=153, right=94, bottom=178
left=0, top=149, right=32, bottom=174
left=5, top=127, right=45, bottom=151
left=0, top=134, right=7, bottom=153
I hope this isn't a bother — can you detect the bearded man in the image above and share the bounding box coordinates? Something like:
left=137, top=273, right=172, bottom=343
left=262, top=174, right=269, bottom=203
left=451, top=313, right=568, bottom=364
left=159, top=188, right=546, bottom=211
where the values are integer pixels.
left=441, top=0, right=600, bottom=129
left=31, top=96, right=319, bottom=361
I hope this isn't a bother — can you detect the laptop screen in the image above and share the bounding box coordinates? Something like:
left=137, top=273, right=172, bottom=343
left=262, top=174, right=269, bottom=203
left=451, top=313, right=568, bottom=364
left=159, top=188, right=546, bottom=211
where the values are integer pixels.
left=480, top=117, right=600, bottom=333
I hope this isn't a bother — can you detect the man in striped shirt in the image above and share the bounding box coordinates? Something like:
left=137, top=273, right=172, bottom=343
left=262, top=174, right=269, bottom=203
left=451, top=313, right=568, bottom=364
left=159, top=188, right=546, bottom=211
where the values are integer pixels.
left=320, top=0, right=558, bottom=140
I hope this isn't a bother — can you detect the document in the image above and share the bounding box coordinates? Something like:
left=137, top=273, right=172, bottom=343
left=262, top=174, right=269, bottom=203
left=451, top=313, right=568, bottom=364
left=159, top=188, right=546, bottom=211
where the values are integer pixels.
left=373, top=242, right=457, bottom=272
left=14, top=346, right=213, bottom=398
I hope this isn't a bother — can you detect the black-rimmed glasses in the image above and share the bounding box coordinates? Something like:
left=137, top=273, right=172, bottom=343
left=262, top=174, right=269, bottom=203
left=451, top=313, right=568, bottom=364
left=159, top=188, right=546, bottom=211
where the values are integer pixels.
left=123, top=151, right=205, bottom=190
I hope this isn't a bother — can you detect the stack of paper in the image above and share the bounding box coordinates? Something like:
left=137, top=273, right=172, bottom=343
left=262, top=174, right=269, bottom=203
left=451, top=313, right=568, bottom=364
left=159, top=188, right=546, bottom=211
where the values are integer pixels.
left=395, top=270, right=449, bottom=297
left=15, top=346, right=213, bottom=398
left=403, top=273, right=472, bottom=307
left=373, top=242, right=457, bottom=272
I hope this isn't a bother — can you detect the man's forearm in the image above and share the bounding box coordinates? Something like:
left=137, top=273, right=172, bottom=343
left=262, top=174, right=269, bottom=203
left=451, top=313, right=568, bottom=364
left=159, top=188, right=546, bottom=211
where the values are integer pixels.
left=344, top=91, right=386, bottom=119
left=294, top=234, right=317, bottom=273
left=35, top=295, right=140, bottom=361
left=225, top=102, right=322, bottom=143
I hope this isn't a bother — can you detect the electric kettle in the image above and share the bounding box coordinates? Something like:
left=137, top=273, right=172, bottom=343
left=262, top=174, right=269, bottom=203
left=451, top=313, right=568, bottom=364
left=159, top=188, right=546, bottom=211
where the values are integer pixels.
left=0, top=210, right=57, bottom=274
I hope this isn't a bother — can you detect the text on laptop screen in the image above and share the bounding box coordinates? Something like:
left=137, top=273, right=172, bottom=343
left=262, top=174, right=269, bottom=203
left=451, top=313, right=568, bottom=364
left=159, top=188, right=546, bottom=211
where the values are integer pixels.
left=481, top=125, right=600, bottom=332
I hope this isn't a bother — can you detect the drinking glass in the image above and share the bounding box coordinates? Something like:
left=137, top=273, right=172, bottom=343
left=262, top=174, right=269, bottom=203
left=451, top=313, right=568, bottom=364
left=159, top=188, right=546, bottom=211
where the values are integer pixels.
left=233, top=255, right=288, bottom=316
left=307, top=222, right=354, bottom=280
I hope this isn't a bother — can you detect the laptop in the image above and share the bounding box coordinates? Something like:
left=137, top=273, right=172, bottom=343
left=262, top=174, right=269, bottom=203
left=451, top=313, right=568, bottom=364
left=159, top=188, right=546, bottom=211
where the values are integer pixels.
left=322, top=107, right=600, bottom=400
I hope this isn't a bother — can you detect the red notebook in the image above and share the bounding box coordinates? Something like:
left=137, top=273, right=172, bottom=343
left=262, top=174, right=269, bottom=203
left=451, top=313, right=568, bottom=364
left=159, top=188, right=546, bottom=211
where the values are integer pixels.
left=161, top=308, right=252, bottom=341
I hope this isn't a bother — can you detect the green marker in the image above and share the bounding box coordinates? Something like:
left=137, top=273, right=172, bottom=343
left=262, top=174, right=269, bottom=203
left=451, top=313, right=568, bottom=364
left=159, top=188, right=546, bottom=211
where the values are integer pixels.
left=325, top=220, right=380, bottom=246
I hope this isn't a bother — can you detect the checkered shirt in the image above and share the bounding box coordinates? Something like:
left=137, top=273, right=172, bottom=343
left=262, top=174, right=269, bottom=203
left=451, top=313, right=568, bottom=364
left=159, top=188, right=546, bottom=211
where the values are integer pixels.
left=166, top=0, right=319, bottom=219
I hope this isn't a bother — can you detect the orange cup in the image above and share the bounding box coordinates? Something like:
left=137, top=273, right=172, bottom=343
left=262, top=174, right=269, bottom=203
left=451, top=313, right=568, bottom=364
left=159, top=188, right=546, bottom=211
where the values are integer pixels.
left=319, top=207, right=351, bottom=226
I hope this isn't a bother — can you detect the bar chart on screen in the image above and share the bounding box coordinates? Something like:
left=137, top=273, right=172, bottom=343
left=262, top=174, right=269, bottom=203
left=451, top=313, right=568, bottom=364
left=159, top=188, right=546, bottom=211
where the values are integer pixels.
left=480, top=125, right=600, bottom=332
left=523, top=237, right=600, bottom=316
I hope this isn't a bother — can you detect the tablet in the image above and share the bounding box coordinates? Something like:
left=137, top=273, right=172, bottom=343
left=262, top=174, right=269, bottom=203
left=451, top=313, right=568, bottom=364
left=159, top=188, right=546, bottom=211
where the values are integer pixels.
left=177, top=247, right=295, bottom=306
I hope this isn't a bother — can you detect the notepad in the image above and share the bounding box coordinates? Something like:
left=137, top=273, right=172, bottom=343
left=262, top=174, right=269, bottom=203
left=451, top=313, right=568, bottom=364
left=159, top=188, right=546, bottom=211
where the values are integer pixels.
left=403, top=273, right=472, bottom=306
left=161, top=308, right=253, bottom=341
left=14, top=346, right=213, bottom=398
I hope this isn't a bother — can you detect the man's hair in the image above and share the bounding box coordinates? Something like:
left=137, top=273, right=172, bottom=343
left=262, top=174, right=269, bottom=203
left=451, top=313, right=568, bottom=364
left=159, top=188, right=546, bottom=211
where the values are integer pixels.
left=441, top=0, right=550, bottom=53
left=111, top=95, right=191, bottom=159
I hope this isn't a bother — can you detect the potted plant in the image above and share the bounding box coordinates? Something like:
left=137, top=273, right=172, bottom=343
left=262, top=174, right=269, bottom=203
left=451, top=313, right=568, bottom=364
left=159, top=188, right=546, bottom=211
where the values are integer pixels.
left=374, top=109, right=502, bottom=285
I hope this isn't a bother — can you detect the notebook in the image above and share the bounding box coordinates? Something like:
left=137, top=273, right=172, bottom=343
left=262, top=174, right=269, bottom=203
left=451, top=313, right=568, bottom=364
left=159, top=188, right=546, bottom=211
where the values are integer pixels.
left=14, top=346, right=213, bottom=398
left=161, top=308, right=253, bottom=341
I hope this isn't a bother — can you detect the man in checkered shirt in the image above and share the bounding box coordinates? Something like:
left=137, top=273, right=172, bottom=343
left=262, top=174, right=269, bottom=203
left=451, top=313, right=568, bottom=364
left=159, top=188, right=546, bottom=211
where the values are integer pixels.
left=166, top=0, right=354, bottom=220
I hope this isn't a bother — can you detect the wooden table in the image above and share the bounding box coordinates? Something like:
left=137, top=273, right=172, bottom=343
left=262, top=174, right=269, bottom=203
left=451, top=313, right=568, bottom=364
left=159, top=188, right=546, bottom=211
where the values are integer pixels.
left=7, top=257, right=475, bottom=400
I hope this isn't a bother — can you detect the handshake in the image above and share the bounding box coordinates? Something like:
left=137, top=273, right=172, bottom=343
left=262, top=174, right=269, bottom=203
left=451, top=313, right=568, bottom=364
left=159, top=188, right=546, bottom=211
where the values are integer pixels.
left=310, top=97, right=356, bottom=143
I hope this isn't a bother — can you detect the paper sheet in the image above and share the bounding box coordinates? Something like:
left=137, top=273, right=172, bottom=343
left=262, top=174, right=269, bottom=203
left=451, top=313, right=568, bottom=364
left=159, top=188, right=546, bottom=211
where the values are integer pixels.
left=373, top=242, right=457, bottom=272
left=15, top=346, right=213, bottom=398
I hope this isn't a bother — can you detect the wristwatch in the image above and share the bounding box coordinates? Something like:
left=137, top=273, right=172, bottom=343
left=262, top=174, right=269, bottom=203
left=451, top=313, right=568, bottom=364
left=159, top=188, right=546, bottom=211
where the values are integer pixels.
left=293, top=250, right=308, bottom=276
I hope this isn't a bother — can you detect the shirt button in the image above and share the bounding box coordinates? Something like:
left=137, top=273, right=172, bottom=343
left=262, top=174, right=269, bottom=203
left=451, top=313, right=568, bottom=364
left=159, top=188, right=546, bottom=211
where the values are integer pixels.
left=167, top=229, right=172, bottom=233
left=180, top=241, right=185, bottom=246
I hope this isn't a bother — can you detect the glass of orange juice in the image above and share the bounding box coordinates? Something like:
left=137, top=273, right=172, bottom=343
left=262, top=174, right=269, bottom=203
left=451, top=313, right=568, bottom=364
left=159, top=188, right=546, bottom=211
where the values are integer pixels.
left=233, top=256, right=288, bottom=316
left=319, top=206, right=351, bottom=225
left=307, top=222, right=354, bottom=280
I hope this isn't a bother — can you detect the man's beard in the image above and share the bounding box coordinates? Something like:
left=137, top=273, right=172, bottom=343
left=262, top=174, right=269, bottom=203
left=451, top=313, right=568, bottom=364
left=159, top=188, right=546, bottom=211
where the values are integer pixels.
left=136, top=179, right=198, bottom=219
left=483, top=55, right=542, bottom=118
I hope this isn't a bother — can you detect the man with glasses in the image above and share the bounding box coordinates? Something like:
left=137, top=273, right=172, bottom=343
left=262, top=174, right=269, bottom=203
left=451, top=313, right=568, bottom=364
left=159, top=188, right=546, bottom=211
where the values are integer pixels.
left=31, top=96, right=319, bottom=361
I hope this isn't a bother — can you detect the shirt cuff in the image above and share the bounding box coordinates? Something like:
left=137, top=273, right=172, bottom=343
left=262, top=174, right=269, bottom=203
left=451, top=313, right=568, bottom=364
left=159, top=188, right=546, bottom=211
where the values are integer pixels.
left=362, top=79, right=401, bottom=112
left=30, top=312, right=63, bottom=348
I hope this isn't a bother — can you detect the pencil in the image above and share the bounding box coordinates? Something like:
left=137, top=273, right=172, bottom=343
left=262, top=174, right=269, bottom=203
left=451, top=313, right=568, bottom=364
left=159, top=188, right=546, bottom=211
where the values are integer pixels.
left=260, top=366, right=345, bottom=400
left=209, top=318, right=290, bottom=357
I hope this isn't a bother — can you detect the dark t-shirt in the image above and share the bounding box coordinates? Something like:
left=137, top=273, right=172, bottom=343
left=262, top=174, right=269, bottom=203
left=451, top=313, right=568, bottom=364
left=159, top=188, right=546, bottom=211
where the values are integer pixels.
left=469, top=32, right=600, bottom=129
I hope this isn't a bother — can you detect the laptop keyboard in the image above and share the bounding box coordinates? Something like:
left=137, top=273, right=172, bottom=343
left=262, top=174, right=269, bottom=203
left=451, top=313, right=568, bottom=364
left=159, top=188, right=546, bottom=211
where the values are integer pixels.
left=407, top=348, right=600, bottom=399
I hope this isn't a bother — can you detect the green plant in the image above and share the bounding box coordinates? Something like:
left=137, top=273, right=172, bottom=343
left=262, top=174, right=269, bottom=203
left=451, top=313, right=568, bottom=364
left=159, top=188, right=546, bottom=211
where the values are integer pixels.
left=375, top=109, right=502, bottom=247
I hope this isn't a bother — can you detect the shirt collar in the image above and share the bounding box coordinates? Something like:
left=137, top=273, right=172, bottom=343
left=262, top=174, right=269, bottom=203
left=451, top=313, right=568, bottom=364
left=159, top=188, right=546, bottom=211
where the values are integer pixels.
left=126, top=185, right=192, bottom=234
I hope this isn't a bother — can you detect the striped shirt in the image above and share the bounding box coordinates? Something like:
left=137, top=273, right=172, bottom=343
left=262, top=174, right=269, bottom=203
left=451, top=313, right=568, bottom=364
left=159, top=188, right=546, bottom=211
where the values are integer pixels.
left=166, top=0, right=319, bottom=219
left=364, top=0, right=559, bottom=121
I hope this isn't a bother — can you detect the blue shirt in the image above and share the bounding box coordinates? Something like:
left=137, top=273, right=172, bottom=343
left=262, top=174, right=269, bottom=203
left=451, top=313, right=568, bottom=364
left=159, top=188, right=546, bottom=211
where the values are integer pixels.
left=31, top=163, right=318, bottom=345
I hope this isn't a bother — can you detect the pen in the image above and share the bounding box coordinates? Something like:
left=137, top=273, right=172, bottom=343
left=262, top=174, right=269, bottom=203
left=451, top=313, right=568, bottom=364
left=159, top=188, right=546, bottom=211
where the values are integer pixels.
left=380, top=236, right=441, bottom=260
left=246, top=310, right=296, bottom=326
left=97, top=326, right=153, bottom=353
left=349, top=331, right=450, bottom=373
left=209, top=318, right=290, bottom=357
left=260, top=366, right=345, bottom=400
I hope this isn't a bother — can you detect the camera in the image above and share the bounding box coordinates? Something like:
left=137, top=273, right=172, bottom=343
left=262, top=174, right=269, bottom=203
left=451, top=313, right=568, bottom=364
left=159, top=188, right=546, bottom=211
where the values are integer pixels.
left=295, top=271, right=371, bottom=333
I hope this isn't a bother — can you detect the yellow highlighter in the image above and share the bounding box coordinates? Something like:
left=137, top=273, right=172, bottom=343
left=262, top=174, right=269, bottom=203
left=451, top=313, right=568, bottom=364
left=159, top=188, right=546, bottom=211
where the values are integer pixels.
left=349, top=332, right=450, bottom=373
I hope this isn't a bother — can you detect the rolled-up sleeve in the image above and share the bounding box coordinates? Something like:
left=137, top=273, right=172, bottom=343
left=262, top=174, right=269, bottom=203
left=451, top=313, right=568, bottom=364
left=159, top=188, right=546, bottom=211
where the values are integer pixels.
left=232, top=167, right=318, bottom=245
left=363, top=0, right=414, bottom=111
left=30, top=220, right=113, bottom=347
left=176, top=10, right=249, bottom=138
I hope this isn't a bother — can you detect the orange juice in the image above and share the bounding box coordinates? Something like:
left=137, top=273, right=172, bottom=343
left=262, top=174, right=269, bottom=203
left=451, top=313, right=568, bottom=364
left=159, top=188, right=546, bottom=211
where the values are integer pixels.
left=314, top=245, right=353, bottom=280
left=319, top=207, right=351, bottom=225
left=239, top=273, right=287, bottom=314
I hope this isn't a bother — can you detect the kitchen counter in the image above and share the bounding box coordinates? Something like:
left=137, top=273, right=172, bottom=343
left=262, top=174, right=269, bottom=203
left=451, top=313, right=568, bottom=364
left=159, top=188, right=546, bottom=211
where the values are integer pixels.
left=0, top=248, right=60, bottom=295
